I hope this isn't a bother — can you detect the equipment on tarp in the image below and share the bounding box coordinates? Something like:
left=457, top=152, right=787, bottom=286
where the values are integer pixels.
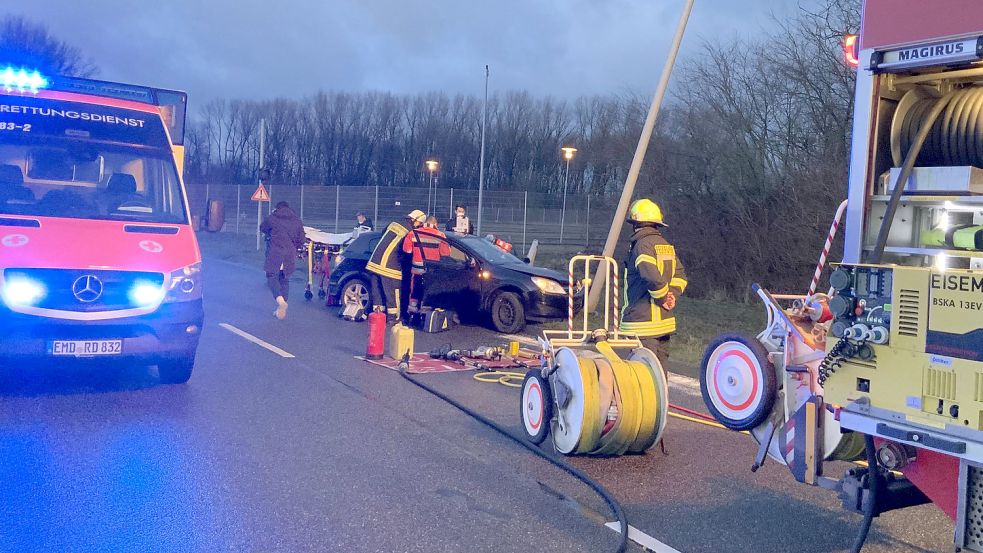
left=388, top=323, right=415, bottom=361
left=519, top=255, right=669, bottom=456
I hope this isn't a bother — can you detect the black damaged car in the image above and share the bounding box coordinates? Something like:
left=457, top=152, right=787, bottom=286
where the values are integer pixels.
left=327, top=231, right=580, bottom=333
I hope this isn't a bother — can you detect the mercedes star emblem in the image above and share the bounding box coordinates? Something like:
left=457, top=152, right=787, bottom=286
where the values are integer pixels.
left=72, top=275, right=104, bottom=303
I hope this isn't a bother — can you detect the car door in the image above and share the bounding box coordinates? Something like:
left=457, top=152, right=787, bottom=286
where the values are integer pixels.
left=420, top=240, right=476, bottom=309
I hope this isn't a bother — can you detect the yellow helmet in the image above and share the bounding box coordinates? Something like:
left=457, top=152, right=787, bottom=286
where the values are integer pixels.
left=627, top=198, right=666, bottom=226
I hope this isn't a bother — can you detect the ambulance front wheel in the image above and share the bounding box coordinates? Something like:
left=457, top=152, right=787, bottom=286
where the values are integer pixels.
left=305, top=290, right=314, bottom=301
left=520, top=371, right=552, bottom=445
left=699, top=333, right=776, bottom=431
left=158, top=355, right=195, bottom=385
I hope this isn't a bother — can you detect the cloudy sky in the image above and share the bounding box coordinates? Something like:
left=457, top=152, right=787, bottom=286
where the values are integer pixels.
left=14, top=0, right=808, bottom=107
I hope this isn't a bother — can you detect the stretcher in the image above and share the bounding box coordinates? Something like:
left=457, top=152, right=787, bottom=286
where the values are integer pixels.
left=299, top=226, right=353, bottom=302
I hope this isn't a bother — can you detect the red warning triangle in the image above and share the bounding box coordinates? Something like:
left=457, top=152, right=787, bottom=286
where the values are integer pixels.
left=251, top=183, right=270, bottom=202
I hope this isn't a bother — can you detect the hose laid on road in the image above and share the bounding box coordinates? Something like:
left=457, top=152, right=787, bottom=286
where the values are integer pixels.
left=398, top=358, right=629, bottom=553
left=850, top=434, right=880, bottom=553
left=473, top=370, right=525, bottom=388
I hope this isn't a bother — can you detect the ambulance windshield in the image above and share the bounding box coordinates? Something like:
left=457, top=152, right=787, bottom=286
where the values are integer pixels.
left=0, top=95, right=187, bottom=224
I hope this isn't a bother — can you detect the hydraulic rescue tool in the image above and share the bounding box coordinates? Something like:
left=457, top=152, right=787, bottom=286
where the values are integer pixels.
left=700, top=2, right=983, bottom=550
left=519, top=255, right=669, bottom=455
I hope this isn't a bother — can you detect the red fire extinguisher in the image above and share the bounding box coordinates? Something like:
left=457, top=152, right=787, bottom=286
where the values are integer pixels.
left=366, top=307, right=386, bottom=360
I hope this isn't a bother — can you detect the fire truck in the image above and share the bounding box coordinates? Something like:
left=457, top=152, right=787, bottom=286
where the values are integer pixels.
left=0, top=68, right=202, bottom=383
left=698, top=1, right=983, bottom=550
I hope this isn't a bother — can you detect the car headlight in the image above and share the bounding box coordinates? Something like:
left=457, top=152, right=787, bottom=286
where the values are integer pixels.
left=165, top=262, right=202, bottom=302
left=532, top=276, right=566, bottom=295
left=1, top=275, right=46, bottom=307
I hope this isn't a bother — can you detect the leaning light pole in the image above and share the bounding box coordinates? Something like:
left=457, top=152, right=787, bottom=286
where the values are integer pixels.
left=587, top=0, right=695, bottom=311
left=477, top=64, right=489, bottom=236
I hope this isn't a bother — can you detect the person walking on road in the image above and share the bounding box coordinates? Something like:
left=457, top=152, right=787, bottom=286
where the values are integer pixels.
left=260, top=201, right=306, bottom=320
left=367, top=209, right=425, bottom=321
left=619, top=198, right=688, bottom=372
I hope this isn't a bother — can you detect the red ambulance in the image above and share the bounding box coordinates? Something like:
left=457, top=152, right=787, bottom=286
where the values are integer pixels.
left=0, top=68, right=202, bottom=383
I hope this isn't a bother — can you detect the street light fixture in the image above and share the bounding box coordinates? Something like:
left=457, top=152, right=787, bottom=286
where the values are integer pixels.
left=560, top=147, right=578, bottom=244
left=425, top=159, right=439, bottom=215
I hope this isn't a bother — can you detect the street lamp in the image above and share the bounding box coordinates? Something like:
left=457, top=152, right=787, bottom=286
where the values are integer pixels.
left=560, top=146, right=577, bottom=244
left=425, top=159, right=439, bottom=215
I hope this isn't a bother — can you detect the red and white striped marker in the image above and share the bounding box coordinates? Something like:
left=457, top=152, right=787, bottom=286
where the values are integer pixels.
left=568, top=263, right=575, bottom=336
left=611, top=263, right=620, bottom=333
left=808, top=200, right=848, bottom=297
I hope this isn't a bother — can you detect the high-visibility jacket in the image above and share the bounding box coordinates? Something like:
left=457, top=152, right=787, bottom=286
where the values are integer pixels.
left=367, top=221, right=410, bottom=280
left=402, top=227, right=451, bottom=275
left=621, top=226, right=688, bottom=337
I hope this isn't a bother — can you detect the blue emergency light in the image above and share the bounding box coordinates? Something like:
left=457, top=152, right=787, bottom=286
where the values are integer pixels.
left=0, top=66, right=48, bottom=93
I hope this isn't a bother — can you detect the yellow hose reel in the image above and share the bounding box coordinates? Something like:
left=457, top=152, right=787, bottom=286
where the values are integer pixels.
left=521, top=340, right=669, bottom=455
left=520, top=253, right=669, bottom=456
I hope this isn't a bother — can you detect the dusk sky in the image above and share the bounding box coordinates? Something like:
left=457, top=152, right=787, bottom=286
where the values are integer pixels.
left=14, top=1, right=810, bottom=109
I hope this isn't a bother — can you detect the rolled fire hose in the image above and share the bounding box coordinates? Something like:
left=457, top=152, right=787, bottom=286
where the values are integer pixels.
left=549, top=343, right=668, bottom=457
left=871, top=90, right=957, bottom=263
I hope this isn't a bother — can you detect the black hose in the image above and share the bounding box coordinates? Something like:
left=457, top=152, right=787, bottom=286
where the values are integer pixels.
left=398, top=361, right=629, bottom=553
left=870, top=91, right=957, bottom=264
left=850, top=434, right=879, bottom=553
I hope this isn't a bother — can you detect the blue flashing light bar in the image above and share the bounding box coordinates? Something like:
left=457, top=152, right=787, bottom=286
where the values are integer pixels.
left=0, top=66, right=49, bottom=93
left=0, top=66, right=187, bottom=145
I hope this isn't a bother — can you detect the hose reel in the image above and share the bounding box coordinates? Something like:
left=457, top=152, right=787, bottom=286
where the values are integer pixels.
left=892, top=85, right=983, bottom=167
left=521, top=342, right=669, bottom=456
left=520, top=255, right=669, bottom=456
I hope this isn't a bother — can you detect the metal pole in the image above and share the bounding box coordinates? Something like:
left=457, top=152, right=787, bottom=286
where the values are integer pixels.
left=256, top=118, right=265, bottom=250
left=585, top=195, right=590, bottom=249
left=587, top=0, right=695, bottom=310
left=560, top=157, right=570, bottom=244
left=477, top=64, right=489, bottom=236
left=236, top=183, right=241, bottom=234
left=449, top=188, right=454, bottom=220
left=522, top=190, right=527, bottom=254
left=433, top=174, right=438, bottom=217
left=300, top=184, right=305, bottom=221
left=335, top=184, right=340, bottom=232
left=374, top=185, right=379, bottom=228
left=427, top=171, right=433, bottom=215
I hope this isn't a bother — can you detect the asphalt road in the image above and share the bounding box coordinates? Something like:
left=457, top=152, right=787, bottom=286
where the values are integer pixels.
left=0, top=256, right=955, bottom=552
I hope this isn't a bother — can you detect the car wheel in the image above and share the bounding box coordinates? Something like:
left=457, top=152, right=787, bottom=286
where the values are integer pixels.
left=341, top=277, right=372, bottom=311
left=490, top=290, right=525, bottom=334
left=158, top=356, right=195, bottom=384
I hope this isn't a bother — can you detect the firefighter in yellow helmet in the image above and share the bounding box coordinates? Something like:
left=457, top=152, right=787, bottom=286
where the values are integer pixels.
left=620, top=198, right=688, bottom=372
left=367, top=209, right=426, bottom=322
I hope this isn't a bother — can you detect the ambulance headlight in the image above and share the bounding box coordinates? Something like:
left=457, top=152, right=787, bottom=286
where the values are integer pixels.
left=165, top=262, right=203, bottom=302
left=1, top=276, right=46, bottom=307
left=532, top=276, right=566, bottom=295
left=129, top=280, right=166, bottom=308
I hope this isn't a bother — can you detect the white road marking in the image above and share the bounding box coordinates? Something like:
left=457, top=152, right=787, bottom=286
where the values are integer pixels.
left=219, top=323, right=295, bottom=358
left=605, top=522, right=683, bottom=553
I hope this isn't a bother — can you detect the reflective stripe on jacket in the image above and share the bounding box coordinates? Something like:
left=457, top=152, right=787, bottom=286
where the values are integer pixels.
left=620, top=226, right=688, bottom=337
left=402, top=227, right=451, bottom=275
left=367, top=221, right=410, bottom=280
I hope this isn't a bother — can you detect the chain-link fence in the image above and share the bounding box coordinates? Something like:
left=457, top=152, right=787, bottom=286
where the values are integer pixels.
left=186, top=183, right=617, bottom=253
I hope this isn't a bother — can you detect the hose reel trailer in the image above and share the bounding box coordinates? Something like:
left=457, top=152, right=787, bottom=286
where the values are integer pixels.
left=519, top=256, right=669, bottom=456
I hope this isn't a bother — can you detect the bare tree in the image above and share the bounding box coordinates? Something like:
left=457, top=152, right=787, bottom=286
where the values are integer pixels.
left=0, top=14, right=95, bottom=77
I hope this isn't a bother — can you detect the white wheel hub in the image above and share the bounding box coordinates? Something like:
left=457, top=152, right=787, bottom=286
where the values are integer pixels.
left=705, top=341, right=764, bottom=421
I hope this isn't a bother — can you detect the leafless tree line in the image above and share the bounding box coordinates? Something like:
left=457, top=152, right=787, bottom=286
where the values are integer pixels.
left=186, top=1, right=859, bottom=299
